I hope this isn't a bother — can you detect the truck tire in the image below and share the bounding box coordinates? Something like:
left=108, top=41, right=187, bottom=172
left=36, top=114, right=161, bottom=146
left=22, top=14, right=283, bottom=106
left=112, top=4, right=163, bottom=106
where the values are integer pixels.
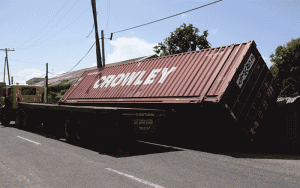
left=15, top=111, right=23, bottom=127
left=0, top=113, right=10, bottom=126
left=22, top=111, right=31, bottom=130
left=22, top=110, right=41, bottom=131
left=65, top=116, right=89, bottom=144
left=16, top=110, right=30, bottom=129
left=74, top=117, right=86, bottom=143
left=65, top=117, right=78, bottom=143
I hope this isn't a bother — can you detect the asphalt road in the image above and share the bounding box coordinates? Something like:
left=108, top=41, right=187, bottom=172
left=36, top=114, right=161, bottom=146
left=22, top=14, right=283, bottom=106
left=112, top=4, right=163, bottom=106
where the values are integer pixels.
left=0, top=124, right=300, bottom=188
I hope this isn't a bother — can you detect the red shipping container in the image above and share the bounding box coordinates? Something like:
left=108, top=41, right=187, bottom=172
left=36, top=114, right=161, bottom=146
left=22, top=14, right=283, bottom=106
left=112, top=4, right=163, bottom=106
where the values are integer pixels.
left=61, top=40, right=279, bottom=140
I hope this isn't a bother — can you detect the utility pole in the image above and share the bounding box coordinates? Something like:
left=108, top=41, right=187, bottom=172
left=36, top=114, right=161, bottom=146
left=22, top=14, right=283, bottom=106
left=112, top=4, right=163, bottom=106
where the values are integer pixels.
left=91, top=0, right=102, bottom=68
left=3, top=58, right=6, bottom=83
left=44, top=63, right=48, bottom=104
left=101, top=30, right=105, bottom=67
left=0, top=48, right=15, bottom=85
left=99, top=31, right=113, bottom=68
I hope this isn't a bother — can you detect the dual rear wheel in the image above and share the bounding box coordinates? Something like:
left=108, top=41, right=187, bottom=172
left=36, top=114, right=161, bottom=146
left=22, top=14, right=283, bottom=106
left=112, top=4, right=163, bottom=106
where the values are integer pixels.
left=65, top=115, right=90, bottom=144
left=64, top=114, right=133, bottom=151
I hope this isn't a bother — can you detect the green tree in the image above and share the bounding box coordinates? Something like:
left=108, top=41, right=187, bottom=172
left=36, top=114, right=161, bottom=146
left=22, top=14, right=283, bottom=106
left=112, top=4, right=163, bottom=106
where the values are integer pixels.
left=270, top=37, right=300, bottom=97
left=48, top=80, right=72, bottom=104
left=154, top=23, right=211, bottom=57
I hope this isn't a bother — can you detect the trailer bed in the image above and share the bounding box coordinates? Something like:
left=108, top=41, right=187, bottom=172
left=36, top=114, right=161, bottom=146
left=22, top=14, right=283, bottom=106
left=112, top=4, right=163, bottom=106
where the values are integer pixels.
left=18, top=102, right=167, bottom=114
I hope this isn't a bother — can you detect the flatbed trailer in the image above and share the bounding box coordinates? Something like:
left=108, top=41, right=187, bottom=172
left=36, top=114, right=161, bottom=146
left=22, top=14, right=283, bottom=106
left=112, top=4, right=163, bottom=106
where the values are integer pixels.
left=16, top=102, right=167, bottom=144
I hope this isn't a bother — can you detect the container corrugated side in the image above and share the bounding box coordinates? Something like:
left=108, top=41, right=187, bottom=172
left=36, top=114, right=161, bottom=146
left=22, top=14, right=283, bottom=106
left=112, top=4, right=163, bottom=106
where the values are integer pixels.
left=61, top=41, right=256, bottom=104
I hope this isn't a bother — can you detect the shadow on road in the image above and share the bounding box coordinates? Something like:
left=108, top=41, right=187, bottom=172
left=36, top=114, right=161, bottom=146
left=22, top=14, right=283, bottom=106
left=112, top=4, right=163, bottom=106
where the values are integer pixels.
left=140, top=136, right=300, bottom=160
left=213, top=152, right=300, bottom=160
left=77, top=141, right=182, bottom=158
left=3, top=123, right=299, bottom=159
left=2, top=123, right=181, bottom=158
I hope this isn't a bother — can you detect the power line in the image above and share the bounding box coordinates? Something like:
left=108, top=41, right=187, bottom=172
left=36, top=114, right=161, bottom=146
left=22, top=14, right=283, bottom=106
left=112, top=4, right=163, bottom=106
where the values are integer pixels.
left=106, top=0, right=110, bottom=30
left=86, top=24, right=95, bottom=38
left=48, top=72, right=60, bottom=75
left=18, top=6, right=91, bottom=50
left=50, top=41, right=96, bottom=78
left=67, top=42, right=96, bottom=73
left=43, top=0, right=81, bottom=36
left=16, top=0, right=71, bottom=49
left=35, top=41, right=96, bottom=81
left=112, top=0, right=222, bottom=34
left=63, top=0, right=222, bottom=75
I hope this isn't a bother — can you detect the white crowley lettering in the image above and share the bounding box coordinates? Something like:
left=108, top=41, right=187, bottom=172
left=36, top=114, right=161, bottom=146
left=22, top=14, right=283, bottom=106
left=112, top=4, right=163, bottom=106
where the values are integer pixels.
left=93, top=67, right=176, bottom=89
left=111, top=73, right=125, bottom=87
left=101, top=75, right=116, bottom=88
left=133, top=71, right=146, bottom=85
left=143, top=69, right=162, bottom=85
left=121, top=72, right=141, bottom=86
left=93, top=76, right=106, bottom=88
left=158, top=67, right=177, bottom=83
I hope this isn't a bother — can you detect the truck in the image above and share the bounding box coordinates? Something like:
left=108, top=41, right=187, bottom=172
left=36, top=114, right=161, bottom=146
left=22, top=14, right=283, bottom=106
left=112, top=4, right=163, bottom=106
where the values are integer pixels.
left=0, top=40, right=279, bottom=150
left=0, top=84, right=44, bottom=125
left=0, top=84, right=167, bottom=147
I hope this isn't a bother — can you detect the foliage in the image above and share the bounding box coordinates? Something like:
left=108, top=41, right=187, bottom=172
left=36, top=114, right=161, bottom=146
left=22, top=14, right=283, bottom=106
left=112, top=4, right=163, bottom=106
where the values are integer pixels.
left=154, top=23, right=211, bottom=57
left=47, top=80, right=72, bottom=104
left=270, top=38, right=300, bottom=97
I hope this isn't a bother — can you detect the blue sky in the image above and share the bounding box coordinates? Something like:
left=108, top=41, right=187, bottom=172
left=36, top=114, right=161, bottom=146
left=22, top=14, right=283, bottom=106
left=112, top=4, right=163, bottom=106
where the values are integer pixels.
left=0, top=0, right=299, bottom=84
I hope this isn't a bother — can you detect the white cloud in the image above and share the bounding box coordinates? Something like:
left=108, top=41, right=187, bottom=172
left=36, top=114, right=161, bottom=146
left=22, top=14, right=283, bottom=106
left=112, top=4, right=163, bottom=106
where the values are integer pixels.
left=180, top=13, right=187, bottom=19
left=49, top=71, right=66, bottom=78
left=212, top=29, right=219, bottom=35
left=92, top=37, right=156, bottom=66
left=180, top=13, right=192, bottom=20
left=8, top=68, right=66, bottom=85
left=10, top=68, right=44, bottom=85
left=262, top=55, right=272, bottom=68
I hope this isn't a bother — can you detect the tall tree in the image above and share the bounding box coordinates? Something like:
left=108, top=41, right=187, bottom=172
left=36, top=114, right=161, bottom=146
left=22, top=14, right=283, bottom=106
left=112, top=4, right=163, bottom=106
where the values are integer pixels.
left=270, top=37, right=300, bottom=97
left=154, top=23, right=211, bottom=57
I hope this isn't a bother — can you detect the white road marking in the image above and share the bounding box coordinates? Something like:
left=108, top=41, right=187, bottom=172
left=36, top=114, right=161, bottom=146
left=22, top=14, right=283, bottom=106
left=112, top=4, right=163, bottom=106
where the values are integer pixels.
left=105, top=168, right=165, bottom=188
left=137, top=140, right=188, bottom=151
left=17, top=136, right=41, bottom=145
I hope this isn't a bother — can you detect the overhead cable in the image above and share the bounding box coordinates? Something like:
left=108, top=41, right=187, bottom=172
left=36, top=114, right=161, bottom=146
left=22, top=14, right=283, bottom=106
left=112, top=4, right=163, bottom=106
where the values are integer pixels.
left=36, top=42, right=95, bottom=81
left=16, top=0, right=80, bottom=49
left=19, top=6, right=91, bottom=50
left=112, top=0, right=222, bottom=34
left=86, top=24, right=95, bottom=38
left=66, top=42, right=96, bottom=73
left=16, top=0, right=71, bottom=48
left=106, top=0, right=110, bottom=30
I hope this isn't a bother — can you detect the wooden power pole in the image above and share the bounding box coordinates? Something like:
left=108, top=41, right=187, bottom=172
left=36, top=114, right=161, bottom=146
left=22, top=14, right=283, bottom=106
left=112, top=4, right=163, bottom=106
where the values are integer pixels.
left=101, top=30, right=105, bottom=67
left=100, top=31, right=113, bottom=68
left=91, top=0, right=102, bottom=68
left=45, top=63, right=48, bottom=104
left=0, top=48, right=15, bottom=85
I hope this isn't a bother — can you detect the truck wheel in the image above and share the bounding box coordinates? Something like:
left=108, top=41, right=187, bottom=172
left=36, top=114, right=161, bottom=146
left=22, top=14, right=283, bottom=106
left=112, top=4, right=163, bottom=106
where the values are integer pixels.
left=22, top=113, right=31, bottom=129
left=22, top=111, right=40, bottom=131
left=65, top=116, right=87, bottom=144
left=74, top=117, right=89, bottom=143
left=65, top=118, right=77, bottom=143
left=15, top=111, right=23, bottom=127
left=1, top=113, right=10, bottom=126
